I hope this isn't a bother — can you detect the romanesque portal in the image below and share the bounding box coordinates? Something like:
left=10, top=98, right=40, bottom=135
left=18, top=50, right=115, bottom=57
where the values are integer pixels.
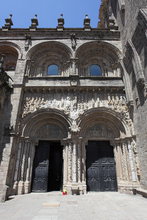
left=0, top=34, right=141, bottom=199
left=11, top=88, right=139, bottom=195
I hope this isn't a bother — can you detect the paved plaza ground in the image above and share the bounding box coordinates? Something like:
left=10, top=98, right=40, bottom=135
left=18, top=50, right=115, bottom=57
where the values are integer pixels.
left=0, top=192, right=146, bottom=220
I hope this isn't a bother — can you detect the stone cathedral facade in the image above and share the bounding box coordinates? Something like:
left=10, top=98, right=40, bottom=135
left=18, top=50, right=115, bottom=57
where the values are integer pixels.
left=0, top=0, right=146, bottom=201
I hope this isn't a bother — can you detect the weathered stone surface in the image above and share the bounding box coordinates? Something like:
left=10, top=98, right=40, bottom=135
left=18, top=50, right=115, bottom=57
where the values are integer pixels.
left=99, top=0, right=147, bottom=189
left=0, top=0, right=146, bottom=202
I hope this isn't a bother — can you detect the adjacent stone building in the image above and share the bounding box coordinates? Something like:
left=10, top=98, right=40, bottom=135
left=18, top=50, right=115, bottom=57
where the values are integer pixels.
left=99, top=0, right=147, bottom=191
left=0, top=0, right=146, bottom=201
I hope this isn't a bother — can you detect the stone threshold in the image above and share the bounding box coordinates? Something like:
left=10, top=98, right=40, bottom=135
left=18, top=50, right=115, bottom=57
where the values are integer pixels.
left=133, top=188, right=147, bottom=198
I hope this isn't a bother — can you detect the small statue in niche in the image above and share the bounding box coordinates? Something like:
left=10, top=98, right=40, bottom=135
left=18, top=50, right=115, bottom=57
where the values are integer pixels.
left=25, top=34, right=31, bottom=51
left=70, top=33, right=77, bottom=50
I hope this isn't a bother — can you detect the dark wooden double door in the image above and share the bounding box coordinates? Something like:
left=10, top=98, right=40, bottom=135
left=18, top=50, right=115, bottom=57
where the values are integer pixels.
left=86, top=141, right=117, bottom=192
left=32, top=141, right=63, bottom=192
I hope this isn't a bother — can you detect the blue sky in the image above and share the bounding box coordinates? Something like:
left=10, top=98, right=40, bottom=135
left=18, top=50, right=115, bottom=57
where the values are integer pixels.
left=0, top=0, right=101, bottom=28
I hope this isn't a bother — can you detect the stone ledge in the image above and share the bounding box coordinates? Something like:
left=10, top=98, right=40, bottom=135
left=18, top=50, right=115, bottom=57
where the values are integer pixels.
left=133, top=188, right=147, bottom=198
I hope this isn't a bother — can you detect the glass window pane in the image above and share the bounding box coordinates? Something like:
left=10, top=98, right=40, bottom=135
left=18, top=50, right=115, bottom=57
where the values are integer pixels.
left=90, top=65, right=102, bottom=76
left=48, top=65, right=59, bottom=75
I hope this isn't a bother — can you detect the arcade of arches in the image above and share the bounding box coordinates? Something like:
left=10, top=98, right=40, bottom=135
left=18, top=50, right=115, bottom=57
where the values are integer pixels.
left=12, top=107, right=140, bottom=195
left=0, top=38, right=141, bottom=200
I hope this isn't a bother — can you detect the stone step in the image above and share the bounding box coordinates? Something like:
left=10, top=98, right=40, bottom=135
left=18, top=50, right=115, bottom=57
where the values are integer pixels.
left=133, top=188, right=147, bottom=198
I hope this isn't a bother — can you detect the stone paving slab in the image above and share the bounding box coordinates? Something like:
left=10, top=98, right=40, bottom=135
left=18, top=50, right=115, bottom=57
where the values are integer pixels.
left=0, top=192, right=147, bottom=220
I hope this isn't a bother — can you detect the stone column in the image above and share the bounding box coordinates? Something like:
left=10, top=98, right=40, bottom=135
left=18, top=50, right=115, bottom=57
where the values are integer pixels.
left=23, top=140, right=35, bottom=194
left=122, top=141, right=130, bottom=182
left=116, top=139, right=140, bottom=192
left=24, top=141, right=31, bottom=193
left=68, top=141, right=73, bottom=184
left=72, top=142, right=77, bottom=183
left=77, top=138, right=86, bottom=194
left=113, top=140, right=129, bottom=192
left=13, top=138, right=23, bottom=194
left=113, top=142, right=121, bottom=184
left=61, top=140, right=68, bottom=186
left=28, top=142, right=35, bottom=190
left=62, top=139, right=72, bottom=193
left=16, top=138, right=35, bottom=195
left=82, top=141, right=87, bottom=181
left=63, top=137, right=86, bottom=195
left=71, top=138, right=87, bottom=194
left=17, top=138, right=25, bottom=195
left=77, top=139, right=82, bottom=183
left=127, top=139, right=138, bottom=182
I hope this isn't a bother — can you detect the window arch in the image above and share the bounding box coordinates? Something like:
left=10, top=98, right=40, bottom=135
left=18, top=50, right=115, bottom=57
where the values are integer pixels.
left=47, top=64, right=59, bottom=75
left=89, top=64, right=102, bottom=76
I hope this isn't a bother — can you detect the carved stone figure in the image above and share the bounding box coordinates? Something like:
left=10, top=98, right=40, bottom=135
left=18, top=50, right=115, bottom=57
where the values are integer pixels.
left=70, top=33, right=77, bottom=50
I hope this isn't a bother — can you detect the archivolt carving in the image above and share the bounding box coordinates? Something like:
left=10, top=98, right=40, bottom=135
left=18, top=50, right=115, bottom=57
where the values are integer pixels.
left=19, top=110, right=69, bottom=139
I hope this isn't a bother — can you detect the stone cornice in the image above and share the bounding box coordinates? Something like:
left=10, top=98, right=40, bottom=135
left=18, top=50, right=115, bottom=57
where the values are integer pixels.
left=0, top=28, right=120, bottom=40
left=23, top=84, right=125, bottom=93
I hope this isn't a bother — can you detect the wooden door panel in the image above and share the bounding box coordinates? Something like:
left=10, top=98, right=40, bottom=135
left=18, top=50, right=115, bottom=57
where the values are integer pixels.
left=48, top=142, right=63, bottom=191
left=86, top=141, right=117, bottom=192
left=32, top=141, right=50, bottom=192
left=32, top=141, right=63, bottom=192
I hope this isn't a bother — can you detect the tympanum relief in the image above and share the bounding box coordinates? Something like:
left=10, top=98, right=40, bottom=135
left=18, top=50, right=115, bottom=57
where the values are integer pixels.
left=36, top=124, right=64, bottom=139
left=86, top=124, right=115, bottom=139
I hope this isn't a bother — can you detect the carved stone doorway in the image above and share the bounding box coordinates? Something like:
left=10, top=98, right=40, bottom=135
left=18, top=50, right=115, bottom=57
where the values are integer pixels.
left=86, top=141, right=117, bottom=192
left=31, top=140, right=63, bottom=192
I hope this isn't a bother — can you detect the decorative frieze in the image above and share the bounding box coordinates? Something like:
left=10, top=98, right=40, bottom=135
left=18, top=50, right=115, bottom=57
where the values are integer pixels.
left=21, top=89, right=133, bottom=134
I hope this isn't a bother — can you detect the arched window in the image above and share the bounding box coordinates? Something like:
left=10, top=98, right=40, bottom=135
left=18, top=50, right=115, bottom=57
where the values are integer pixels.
left=48, top=64, right=59, bottom=75
left=89, top=64, right=102, bottom=76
